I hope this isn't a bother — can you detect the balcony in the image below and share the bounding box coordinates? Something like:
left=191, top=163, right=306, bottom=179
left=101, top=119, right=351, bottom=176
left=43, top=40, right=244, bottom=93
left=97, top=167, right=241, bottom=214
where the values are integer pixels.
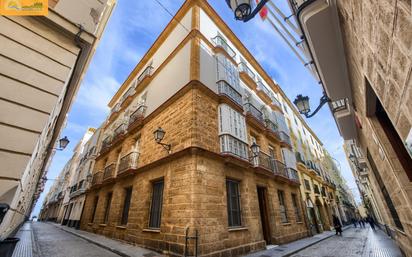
left=91, top=172, right=103, bottom=187
left=256, top=81, right=272, bottom=98
left=112, top=124, right=126, bottom=145
left=244, top=103, right=264, bottom=127
left=99, top=136, right=112, bottom=155
left=238, top=62, right=255, bottom=80
left=118, top=152, right=139, bottom=176
left=119, top=86, right=136, bottom=106
left=265, top=119, right=280, bottom=139
left=279, top=131, right=292, bottom=146
left=137, top=65, right=154, bottom=82
left=287, top=168, right=300, bottom=183
left=252, top=151, right=273, bottom=171
left=212, top=35, right=236, bottom=58
left=217, top=80, right=243, bottom=107
left=219, top=134, right=248, bottom=160
left=128, top=105, right=147, bottom=131
left=251, top=154, right=296, bottom=182
left=69, top=180, right=86, bottom=198
left=295, top=152, right=306, bottom=165
left=103, top=163, right=116, bottom=181
left=109, top=102, right=121, bottom=117
left=272, top=159, right=289, bottom=178
left=271, top=97, right=281, bottom=109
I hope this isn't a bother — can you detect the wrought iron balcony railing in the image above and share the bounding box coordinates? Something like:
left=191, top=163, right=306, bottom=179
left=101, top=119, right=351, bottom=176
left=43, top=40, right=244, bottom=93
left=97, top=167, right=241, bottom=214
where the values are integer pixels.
left=271, top=97, right=281, bottom=108
left=212, top=35, right=236, bottom=58
left=265, top=119, right=279, bottom=135
left=137, top=65, right=154, bottom=82
left=279, top=131, right=292, bottom=146
left=287, top=167, right=300, bottom=183
left=118, top=152, right=139, bottom=175
left=217, top=80, right=243, bottom=107
left=295, top=152, right=305, bottom=165
left=113, top=124, right=126, bottom=140
left=100, top=136, right=112, bottom=154
left=128, top=105, right=147, bottom=130
left=251, top=151, right=273, bottom=170
left=119, top=86, right=136, bottom=105
left=256, top=80, right=272, bottom=98
left=109, top=103, right=121, bottom=116
left=219, top=134, right=248, bottom=160
left=238, top=62, right=255, bottom=80
left=91, top=171, right=103, bottom=186
left=103, top=163, right=116, bottom=180
left=272, top=159, right=289, bottom=178
left=244, top=103, right=264, bottom=124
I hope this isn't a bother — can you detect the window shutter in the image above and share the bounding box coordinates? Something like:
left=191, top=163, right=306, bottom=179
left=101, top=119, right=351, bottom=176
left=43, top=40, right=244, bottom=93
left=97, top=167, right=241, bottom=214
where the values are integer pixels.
left=282, top=148, right=297, bottom=169
left=218, top=104, right=247, bottom=143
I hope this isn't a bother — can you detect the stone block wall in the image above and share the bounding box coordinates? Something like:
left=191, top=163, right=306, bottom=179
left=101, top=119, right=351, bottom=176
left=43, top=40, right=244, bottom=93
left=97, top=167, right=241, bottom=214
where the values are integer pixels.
left=337, top=0, right=412, bottom=255
left=81, top=84, right=309, bottom=256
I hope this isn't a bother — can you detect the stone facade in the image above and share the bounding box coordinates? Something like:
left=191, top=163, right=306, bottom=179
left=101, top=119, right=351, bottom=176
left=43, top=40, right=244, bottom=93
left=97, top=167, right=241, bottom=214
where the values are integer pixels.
left=337, top=0, right=412, bottom=256
left=76, top=1, right=355, bottom=256
left=81, top=84, right=308, bottom=256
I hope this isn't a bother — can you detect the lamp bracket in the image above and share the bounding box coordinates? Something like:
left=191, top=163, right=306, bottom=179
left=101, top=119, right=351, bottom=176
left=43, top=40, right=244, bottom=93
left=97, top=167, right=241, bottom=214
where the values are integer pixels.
left=304, top=93, right=331, bottom=118
left=158, top=142, right=171, bottom=154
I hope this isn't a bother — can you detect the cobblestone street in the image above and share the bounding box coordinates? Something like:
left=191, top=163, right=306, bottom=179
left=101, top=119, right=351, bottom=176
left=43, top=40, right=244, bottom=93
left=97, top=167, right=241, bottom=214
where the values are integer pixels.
left=291, top=227, right=403, bottom=257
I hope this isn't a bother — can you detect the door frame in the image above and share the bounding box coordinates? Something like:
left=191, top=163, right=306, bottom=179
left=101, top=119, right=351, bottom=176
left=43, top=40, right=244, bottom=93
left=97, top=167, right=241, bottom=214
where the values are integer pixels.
left=257, top=186, right=271, bottom=244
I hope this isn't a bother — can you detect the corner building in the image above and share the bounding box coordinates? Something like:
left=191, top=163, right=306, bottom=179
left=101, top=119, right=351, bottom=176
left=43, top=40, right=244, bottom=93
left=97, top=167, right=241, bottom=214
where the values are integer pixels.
left=81, top=1, right=311, bottom=255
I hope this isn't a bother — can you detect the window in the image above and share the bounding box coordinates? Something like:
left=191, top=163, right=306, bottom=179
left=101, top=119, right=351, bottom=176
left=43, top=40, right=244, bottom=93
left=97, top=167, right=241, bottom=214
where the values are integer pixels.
left=218, top=104, right=247, bottom=141
left=103, top=192, right=112, bottom=224
left=291, top=194, right=302, bottom=222
left=91, top=196, right=99, bottom=223
left=226, top=179, right=242, bottom=227
left=219, top=104, right=248, bottom=159
left=278, top=190, right=288, bottom=223
left=149, top=180, right=164, bottom=229
left=367, top=150, right=403, bottom=231
left=120, top=187, right=132, bottom=225
left=304, top=179, right=311, bottom=191
left=314, top=184, right=320, bottom=195
left=216, top=53, right=240, bottom=91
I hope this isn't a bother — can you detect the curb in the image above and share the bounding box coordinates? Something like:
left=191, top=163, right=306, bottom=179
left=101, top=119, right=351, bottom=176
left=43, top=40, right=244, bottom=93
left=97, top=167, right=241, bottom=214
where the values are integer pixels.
left=50, top=223, right=130, bottom=257
left=282, top=226, right=352, bottom=257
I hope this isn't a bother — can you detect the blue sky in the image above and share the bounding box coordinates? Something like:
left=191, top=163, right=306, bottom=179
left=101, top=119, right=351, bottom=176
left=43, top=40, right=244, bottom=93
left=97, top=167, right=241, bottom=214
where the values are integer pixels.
left=32, top=0, right=358, bottom=216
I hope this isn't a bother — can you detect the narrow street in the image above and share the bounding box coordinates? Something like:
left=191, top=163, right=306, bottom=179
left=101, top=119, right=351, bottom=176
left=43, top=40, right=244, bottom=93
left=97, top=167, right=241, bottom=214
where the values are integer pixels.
left=291, top=227, right=403, bottom=257
left=246, top=226, right=403, bottom=257
left=30, top=222, right=120, bottom=257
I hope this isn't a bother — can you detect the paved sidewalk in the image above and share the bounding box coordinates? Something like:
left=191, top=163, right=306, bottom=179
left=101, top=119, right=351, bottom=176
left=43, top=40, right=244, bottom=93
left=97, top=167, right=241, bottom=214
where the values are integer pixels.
left=245, top=226, right=352, bottom=257
left=48, top=222, right=163, bottom=257
left=12, top=223, right=35, bottom=257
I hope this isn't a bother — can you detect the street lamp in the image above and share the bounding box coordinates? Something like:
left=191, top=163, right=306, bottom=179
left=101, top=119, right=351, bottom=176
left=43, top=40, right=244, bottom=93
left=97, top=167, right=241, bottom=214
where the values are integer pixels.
left=250, top=142, right=260, bottom=158
left=51, top=136, right=70, bottom=151
left=153, top=127, right=171, bottom=154
left=225, top=0, right=270, bottom=22
left=293, top=93, right=330, bottom=118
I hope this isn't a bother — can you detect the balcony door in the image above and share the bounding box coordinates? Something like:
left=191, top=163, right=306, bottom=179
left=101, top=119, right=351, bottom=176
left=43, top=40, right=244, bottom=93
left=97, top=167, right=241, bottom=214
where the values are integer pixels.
left=257, top=186, right=271, bottom=244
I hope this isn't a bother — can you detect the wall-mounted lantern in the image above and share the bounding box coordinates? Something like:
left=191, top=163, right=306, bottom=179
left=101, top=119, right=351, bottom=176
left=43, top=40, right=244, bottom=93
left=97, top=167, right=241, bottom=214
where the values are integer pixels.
left=153, top=127, right=171, bottom=154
